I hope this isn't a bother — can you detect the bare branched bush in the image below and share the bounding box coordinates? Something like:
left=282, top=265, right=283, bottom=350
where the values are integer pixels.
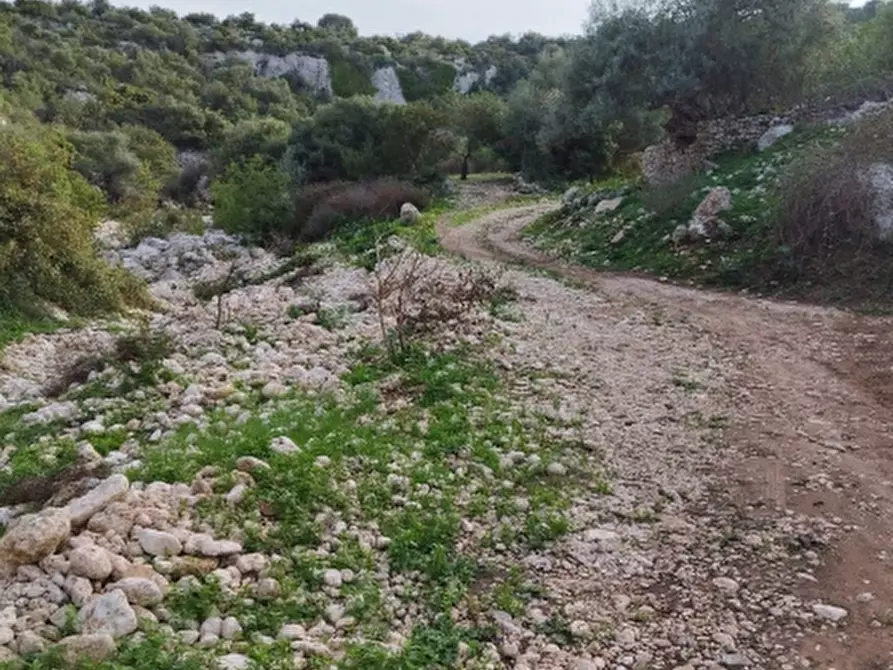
left=369, top=239, right=508, bottom=355
left=192, top=258, right=244, bottom=329
left=294, top=179, right=431, bottom=243
left=776, top=112, right=893, bottom=296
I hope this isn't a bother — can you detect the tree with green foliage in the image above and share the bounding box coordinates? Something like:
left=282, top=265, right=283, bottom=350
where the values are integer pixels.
left=317, top=13, right=358, bottom=39
left=211, top=155, right=293, bottom=242
left=573, top=0, right=836, bottom=144
left=447, top=93, right=507, bottom=179
left=0, top=124, right=145, bottom=315
left=284, top=97, right=452, bottom=185
left=212, top=117, right=291, bottom=175
left=66, top=130, right=145, bottom=204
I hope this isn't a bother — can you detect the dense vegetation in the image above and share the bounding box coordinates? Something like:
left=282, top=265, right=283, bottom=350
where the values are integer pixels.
left=2, top=0, right=893, bottom=329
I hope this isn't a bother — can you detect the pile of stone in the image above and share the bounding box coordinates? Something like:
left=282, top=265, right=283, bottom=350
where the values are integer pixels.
left=104, top=229, right=270, bottom=284
left=0, top=473, right=250, bottom=662
left=670, top=186, right=734, bottom=244
left=560, top=185, right=631, bottom=218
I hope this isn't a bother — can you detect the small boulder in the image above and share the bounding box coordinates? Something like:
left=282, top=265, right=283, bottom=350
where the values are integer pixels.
left=108, top=577, right=164, bottom=606
left=757, top=124, right=794, bottom=151
left=671, top=224, right=690, bottom=245
left=261, top=381, right=287, bottom=399
left=812, top=603, right=848, bottom=622
left=64, top=575, right=94, bottom=607
left=69, top=545, right=113, bottom=581
left=57, top=633, right=117, bottom=663
left=225, top=484, right=248, bottom=506
left=217, top=653, right=251, bottom=670
left=562, top=187, right=580, bottom=207
left=269, top=436, right=299, bottom=455
left=221, top=617, right=242, bottom=640
left=712, top=577, right=740, bottom=594
left=78, top=590, right=138, bottom=638
left=184, top=533, right=242, bottom=557
left=688, top=187, right=732, bottom=240
left=21, top=402, right=78, bottom=426
left=16, top=631, right=48, bottom=655
left=235, top=456, right=270, bottom=473
left=399, top=202, right=421, bottom=224
left=137, top=528, right=183, bottom=557
left=0, top=507, right=71, bottom=571
left=235, top=553, right=269, bottom=575
left=66, top=474, right=129, bottom=527
left=595, top=197, right=624, bottom=214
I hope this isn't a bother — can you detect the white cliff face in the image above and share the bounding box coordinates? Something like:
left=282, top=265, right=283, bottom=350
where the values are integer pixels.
left=372, top=67, right=406, bottom=105
left=454, top=70, right=479, bottom=95
left=212, top=51, right=334, bottom=96
left=453, top=65, right=499, bottom=94
left=208, top=50, right=497, bottom=100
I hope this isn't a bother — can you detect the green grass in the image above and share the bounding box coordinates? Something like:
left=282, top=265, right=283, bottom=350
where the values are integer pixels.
left=0, top=307, right=63, bottom=351
left=325, top=203, right=446, bottom=269
left=0, top=405, right=81, bottom=500
left=118, top=342, right=591, bottom=667
left=525, top=124, right=849, bottom=295
left=447, top=196, right=550, bottom=229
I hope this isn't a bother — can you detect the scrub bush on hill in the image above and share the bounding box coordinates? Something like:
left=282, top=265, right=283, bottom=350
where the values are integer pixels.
left=0, top=124, right=147, bottom=315
left=776, top=110, right=893, bottom=300
left=294, top=179, right=431, bottom=242
left=283, top=98, right=454, bottom=185
left=211, top=155, right=293, bottom=243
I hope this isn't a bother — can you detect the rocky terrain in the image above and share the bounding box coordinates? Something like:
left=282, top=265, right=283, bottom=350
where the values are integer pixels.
left=0, top=191, right=891, bottom=669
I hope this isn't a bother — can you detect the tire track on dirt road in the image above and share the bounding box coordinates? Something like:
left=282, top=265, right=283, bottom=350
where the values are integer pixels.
left=439, top=203, right=893, bottom=669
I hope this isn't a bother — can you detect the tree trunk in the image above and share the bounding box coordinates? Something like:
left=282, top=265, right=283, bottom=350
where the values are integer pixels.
left=460, top=154, right=470, bottom=181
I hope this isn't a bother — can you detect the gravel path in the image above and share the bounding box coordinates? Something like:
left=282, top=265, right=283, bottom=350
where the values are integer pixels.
left=439, top=203, right=893, bottom=670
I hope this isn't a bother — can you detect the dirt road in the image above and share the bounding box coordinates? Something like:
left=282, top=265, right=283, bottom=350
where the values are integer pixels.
left=440, top=203, right=893, bottom=669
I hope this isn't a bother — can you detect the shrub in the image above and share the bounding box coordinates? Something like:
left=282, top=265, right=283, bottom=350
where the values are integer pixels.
left=211, top=155, right=293, bottom=242
left=65, top=130, right=145, bottom=205
left=0, top=124, right=147, bottom=316
left=294, top=179, right=431, bottom=242
left=120, top=124, right=180, bottom=192
left=330, top=59, right=376, bottom=98
left=396, top=60, right=457, bottom=102
left=211, top=117, right=291, bottom=175
left=775, top=112, right=893, bottom=298
left=369, top=245, right=506, bottom=356
left=125, top=204, right=205, bottom=244
left=283, top=98, right=453, bottom=184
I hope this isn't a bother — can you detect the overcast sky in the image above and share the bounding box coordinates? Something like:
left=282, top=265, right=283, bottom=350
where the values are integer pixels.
left=114, top=0, right=868, bottom=43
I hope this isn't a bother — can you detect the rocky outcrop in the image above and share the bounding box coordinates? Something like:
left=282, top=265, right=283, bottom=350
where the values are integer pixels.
left=453, top=61, right=499, bottom=94
left=372, top=66, right=406, bottom=104
left=644, top=96, right=893, bottom=186
left=454, top=70, right=480, bottom=95
left=643, top=115, right=793, bottom=186
left=106, top=230, right=266, bottom=284
left=866, top=163, right=893, bottom=241
left=671, top=187, right=733, bottom=244
left=214, top=51, right=334, bottom=96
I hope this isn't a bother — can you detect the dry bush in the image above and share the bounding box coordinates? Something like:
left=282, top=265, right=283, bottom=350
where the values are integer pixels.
left=192, top=259, right=245, bottom=329
left=369, top=239, right=507, bottom=355
left=777, top=112, right=893, bottom=292
left=294, top=179, right=431, bottom=242
left=641, top=173, right=700, bottom=218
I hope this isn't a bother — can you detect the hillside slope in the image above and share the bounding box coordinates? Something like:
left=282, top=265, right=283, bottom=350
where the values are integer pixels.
left=0, top=1, right=563, bottom=150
